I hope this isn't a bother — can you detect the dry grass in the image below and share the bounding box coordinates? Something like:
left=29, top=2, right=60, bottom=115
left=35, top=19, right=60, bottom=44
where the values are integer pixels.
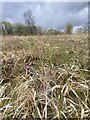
left=0, top=34, right=90, bottom=119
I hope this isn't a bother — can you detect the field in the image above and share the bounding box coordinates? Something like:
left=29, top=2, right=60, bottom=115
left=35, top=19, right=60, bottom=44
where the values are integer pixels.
left=0, top=34, right=90, bottom=119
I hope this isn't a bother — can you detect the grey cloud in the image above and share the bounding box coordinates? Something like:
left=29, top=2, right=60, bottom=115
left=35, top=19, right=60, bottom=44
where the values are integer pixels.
left=61, top=2, right=87, bottom=12
left=2, top=2, right=88, bottom=30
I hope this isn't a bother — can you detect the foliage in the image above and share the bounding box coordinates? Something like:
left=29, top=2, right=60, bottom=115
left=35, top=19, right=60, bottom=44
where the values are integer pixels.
left=2, top=21, right=13, bottom=35
left=13, top=23, right=26, bottom=36
left=23, top=10, right=35, bottom=35
left=23, top=10, right=34, bottom=27
left=64, top=23, right=73, bottom=34
left=75, top=27, right=84, bottom=34
left=47, top=28, right=60, bottom=35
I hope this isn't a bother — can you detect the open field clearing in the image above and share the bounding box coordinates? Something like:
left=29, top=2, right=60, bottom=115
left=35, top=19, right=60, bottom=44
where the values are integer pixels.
left=0, top=34, right=90, bottom=119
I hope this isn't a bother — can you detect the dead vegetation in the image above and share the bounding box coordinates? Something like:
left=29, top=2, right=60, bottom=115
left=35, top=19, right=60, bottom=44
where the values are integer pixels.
left=0, top=34, right=90, bottom=119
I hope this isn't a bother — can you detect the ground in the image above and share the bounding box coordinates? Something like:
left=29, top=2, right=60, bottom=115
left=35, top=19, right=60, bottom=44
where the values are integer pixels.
left=0, top=34, right=90, bottom=119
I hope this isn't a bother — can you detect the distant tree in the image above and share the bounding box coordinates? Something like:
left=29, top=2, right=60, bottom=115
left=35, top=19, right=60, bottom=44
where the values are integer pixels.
left=75, top=27, right=84, bottom=34
left=42, top=29, right=47, bottom=35
left=30, top=25, right=38, bottom=35
left=36, top=26, right=43, bottom=35
left=47, top=28, right=60, bottom=35
left=13, top=23, right=25, bottom=36
left=75, top=24, right=88, bottom=34
left=64, top=23, right=73, bottom=34
left=0, top=22, right=3, bottom=35
left=83, top=24, right=88, bottom=33
left=2, top=21, right=13, bottom=35
left=23, top=10, right=34, bottom=35
left=22, top=26, right=29, bottom=35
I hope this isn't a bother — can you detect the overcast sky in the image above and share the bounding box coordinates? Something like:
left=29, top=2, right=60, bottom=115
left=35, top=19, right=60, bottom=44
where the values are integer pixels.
left=2, top=2, right=88, bottom=31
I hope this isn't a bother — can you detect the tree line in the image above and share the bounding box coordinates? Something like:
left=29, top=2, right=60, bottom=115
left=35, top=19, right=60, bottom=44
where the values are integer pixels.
left=0, top=10, right=87, bottom=36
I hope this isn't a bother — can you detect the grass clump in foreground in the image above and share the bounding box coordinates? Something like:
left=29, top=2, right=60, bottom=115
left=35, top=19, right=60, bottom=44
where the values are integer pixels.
left=0, top=34, right=90, bottom=119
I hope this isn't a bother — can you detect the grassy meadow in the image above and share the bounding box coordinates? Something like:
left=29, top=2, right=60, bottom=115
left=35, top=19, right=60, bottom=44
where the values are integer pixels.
left=0, top=34, right=90, bottom=119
